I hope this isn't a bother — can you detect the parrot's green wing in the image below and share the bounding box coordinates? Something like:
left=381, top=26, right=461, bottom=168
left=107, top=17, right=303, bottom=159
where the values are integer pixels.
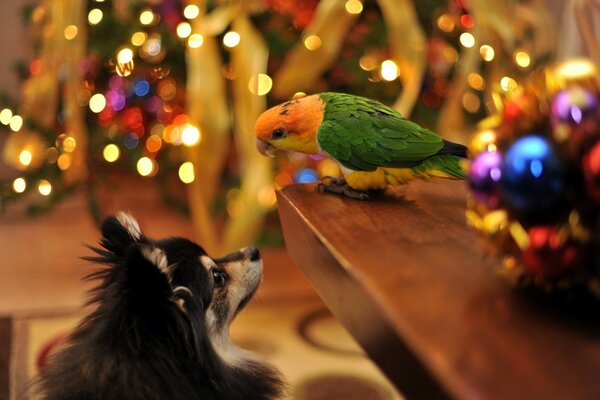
left=317, top=92, right=444, bottom=171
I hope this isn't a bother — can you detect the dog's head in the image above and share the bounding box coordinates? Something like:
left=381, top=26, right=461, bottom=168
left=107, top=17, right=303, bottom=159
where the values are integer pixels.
left=94, top=212, right=263, bottom=365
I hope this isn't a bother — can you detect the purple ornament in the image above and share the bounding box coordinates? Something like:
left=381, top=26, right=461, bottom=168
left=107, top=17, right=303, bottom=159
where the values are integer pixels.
left=469, top=150, right=503, bottom=208
left=551, top=87, right=598, bottom=125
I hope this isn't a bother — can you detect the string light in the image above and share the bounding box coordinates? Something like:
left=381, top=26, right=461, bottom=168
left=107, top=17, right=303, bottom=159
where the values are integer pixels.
left=131, top=32, right=147, bottom=46
left=459, top=32, right=475, bottom=48
left=64, top=25, right=78, bottom=40
left=38, top=180, right=52, bottom=196
left=248, top=74, right=272, bottom=96
left=479, top=45, right=495, bottom=61
left=9, top=115, right=23, bottom=132
left=19, top=150, right=32, bottom=166
left=223, top=31, right=241, bottom=48
left=140, top=10, right=154, bottom=25
left=88, top=9, right=103, bottom=25
left=187, top=33, right=204, bottom=48
left=345, top=0, right=363, bottom=14
left=183, top=5, right=200, bottom=19
left=103, top=144, right=120, bottom=162
left=437, top=14, right=455, bottom=32
left=12, top=177, right=26, bottom=193
left=137, top=157, right=155, bottom=176
left=181, top=124, right=201, bottom=146
left=176, top=22, right=192, bottom=38
left=57, top=154, right=71, bottom=170
left=178, top=162, right=195, bottom=184
left=468, top=73, right=485, bottom=91
left=500, top=76, right=518, bottom=92
left=514, top=51, right=531, bottom=68
left=0, top=108, right=12, bottom=125
left=380, top=59, right=399, bottom=81
left=89, top=93, right=107, bottom=113
left=304, top=35, right=322, bottom=51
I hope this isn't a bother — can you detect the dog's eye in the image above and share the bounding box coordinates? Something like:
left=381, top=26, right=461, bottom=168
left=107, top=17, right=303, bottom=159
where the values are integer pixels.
left=212, top=269, right=227, bottom=289
left=271, top=128, right=286, bottom=139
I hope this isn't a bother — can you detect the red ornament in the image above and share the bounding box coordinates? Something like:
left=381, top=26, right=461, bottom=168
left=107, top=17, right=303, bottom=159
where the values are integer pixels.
left=522, top=226, right=581, bottom=278
left=583, top=141, right=600, bottom=201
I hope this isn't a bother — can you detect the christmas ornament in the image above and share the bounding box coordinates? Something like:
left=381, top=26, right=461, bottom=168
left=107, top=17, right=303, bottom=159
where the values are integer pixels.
left=466, top=59, right=600, bottom=298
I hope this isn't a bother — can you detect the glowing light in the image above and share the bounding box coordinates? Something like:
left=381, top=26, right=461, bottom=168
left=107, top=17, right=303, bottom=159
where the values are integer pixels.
left=103, top=144, right=120, bottom=162
left=12, top=178, right=26, bottom=193
left=9, top=115, right=23, bottom=132
left=359, top=55, right=377, bottom=71
left=140, top=10, right=154, bottom=25
left=345, top=0, right=363, bottom=14
left=0, top=108, right=13, bottom=125
left=556, top=59, right=597, bottom=80
left=124, top=133, right=139, bottom=149
left=89, top=93, right=107, bottom=113
left=143, top=37, right=162, bottom=56
left=187, top=33, right=204, bottom=48
left=295, top=168, right=318, bottom=183
left=131, top=32, right=147, bottom=46
left=184, top=5, right=200, bottom=19
left=178, top=162, right=195, bottom=184
left=64, top=25, right=78, bottom=40
left=459, top=32, right=475, bottom=48
left=468, top=73, right=485, bottom=90
left=157, top=79, right=177, bottom=100
left=514, top=51, right=531, bottom=68
left=462, top=92, right=481, bottom=113
left=304, top=35, right=322, bottom=51
left=223, top=31, right=240, bottom=48
left=57, top=154, right=71, bottom=170
left=380, top=59, right=399, bottom=81
left=117, top=48, right=134, bottom=64
left=460, top=14, right=475, bottom=29
left=134, top=80, right=150, bottom=96
left=181, top=124, right=201, bottom=146
left=500, top=76, right=518, bottom=92
left=248, top=74, right=273, bottom=96
left=62, top=136, right=77, bottom=153
left=146, top=135, right=162, bottom=153
left=437, top=14, right=455, bottom=32
left=38, top=180, right=52, bottom=196
left=479, top=45, right=495, bottom=61
left=137, top=157, right=154, bottom=176
left=176, top=22, right=192, bottom=38
left=29, top=59, right=43, bottom=75
left=19, top=150, right=32, bottom=166
left=88, top=8, right=103, bottom=25
left=258, top=186, right=277, bottom=208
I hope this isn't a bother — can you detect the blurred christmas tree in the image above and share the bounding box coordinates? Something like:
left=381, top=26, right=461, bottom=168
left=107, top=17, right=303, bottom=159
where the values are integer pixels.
left=0, top=0, right=554, bottom=252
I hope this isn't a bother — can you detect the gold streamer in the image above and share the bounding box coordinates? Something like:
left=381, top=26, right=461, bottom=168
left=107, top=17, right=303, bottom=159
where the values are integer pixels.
left=376, top=0, right=426, bottom=117
left=272, top=0, right=358, bottom=98
left=224, top=15, right=272, bottom=253
left=185, top=1, right=233, bottom=253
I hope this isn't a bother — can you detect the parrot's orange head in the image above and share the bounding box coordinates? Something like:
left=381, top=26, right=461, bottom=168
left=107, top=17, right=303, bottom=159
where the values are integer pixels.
left=255, top=94, right=324, bottom=157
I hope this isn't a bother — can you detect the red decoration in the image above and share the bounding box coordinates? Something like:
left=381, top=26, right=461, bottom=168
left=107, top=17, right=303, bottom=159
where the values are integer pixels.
left=522, top=226, right=581, bottom=278
left=583, top=140, right=600, bottom=201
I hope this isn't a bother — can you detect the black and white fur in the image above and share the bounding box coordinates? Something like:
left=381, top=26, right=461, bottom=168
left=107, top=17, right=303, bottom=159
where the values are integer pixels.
left=35, top=212, right=283, bottom=400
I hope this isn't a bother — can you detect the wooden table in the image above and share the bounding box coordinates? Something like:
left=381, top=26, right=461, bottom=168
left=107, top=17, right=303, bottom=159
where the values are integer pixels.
left=276, top=180, right=600, bottom=400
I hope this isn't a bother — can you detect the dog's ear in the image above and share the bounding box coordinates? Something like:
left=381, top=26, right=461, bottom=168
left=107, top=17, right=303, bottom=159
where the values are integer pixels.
left=100, top=212, right=148, bottom=256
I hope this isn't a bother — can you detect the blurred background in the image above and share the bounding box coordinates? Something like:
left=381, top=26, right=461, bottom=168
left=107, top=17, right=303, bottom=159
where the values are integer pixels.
left=0, top=0, right=597, bottom=399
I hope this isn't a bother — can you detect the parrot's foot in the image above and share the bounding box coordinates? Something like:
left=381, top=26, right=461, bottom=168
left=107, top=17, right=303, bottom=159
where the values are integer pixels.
left=318, top=176, right=370, bottom=200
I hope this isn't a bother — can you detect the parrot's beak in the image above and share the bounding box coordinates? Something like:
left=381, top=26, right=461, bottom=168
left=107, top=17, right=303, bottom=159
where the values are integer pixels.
left=256, top=139, right=276, bottom=158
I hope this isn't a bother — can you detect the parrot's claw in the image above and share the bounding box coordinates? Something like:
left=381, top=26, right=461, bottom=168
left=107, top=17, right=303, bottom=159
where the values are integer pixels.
left=318, top=177, right=370, bottom=200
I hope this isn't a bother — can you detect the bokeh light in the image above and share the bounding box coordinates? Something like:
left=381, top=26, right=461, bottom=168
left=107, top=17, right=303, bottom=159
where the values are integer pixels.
left=64, top=25, right=78, bottom=40
left=248, top=74, right=273, bottom=96
left=103, top=144, right=120, bottom=162
left=345, top=0, right=363, bottom=14
left=12, top=177, right=26, bottom=193
left=459, top=32, right=475, bottom=48
left=187, top=33, right=204, bottom=48
left=9, top=115, right=23, bottom=132
left=514, top=51, right=531, bottom=68
left=184, top=5, right=200, bottom=19
left=304, top=35, right=322, bottom=51
left=178, top=162, right=195, bottom=184
left=140, top=10, right=154, bottom=25
left=137, top=157, right=155, bottom=176
left=19, top=150, right=32, bottom=166
left=88, top=9, right=103, bottom=25
left=380, top=59, right=399, bottom=81
left=181, top=124, right=201, bottom=146
left=38, top=180, right=52, bottom=196
left=223, top=31, right=241, bottom=48
left=89, top=93, right=107, bottom=113
left=176, top=22, right=192, bottom=38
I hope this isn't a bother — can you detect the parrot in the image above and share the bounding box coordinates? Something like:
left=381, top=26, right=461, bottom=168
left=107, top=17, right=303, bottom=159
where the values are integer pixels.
left=255, top=92, right=468, bottom=199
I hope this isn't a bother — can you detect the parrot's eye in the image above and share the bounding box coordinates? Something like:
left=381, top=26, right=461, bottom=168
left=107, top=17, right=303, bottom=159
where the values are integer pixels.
left=271, top=128, right=286, bottom=139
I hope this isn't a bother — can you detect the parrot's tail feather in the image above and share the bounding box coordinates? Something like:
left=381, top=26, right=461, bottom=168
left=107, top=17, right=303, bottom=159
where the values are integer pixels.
left=439, top=140, right=468, bottom=158
left=411, top=155, right=467, bottom=180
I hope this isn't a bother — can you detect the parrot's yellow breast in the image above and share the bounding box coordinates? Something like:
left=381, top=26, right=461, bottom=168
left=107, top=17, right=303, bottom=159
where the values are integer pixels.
left=344, top=168, right=417, bottom=190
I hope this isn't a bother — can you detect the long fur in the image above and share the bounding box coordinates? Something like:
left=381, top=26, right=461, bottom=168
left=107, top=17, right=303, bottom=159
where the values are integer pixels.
left=33, top=213, right=283, bottom=400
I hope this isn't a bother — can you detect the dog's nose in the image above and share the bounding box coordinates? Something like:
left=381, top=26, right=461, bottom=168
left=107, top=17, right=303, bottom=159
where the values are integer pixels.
left=247, top=246, right=261, bottom=262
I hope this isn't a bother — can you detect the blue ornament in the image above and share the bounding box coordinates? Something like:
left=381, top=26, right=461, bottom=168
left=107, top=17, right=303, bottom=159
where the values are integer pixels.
left=500, top=135, right=566, bottom=221
left=468, top=150, right=503, bottom=208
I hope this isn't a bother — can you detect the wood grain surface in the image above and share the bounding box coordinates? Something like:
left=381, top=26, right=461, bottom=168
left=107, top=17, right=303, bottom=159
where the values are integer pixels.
left=277, top=180, right=600, bottom=400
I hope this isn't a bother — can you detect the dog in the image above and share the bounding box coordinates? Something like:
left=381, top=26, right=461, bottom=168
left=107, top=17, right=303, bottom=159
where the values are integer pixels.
left=34, top=212, right=284, bottom=400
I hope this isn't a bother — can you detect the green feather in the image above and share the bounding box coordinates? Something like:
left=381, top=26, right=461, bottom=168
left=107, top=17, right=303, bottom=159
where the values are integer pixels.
left=317, top=92, right=454, bottom=172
